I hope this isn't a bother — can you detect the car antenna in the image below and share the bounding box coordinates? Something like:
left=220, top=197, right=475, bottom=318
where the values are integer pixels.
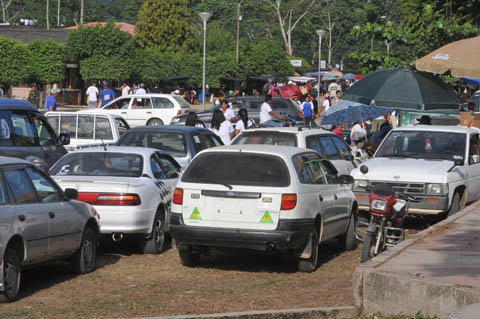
left=101, top=139, right=107, bottom=151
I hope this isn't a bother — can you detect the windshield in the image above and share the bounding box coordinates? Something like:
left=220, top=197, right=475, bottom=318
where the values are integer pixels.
left=118, top=131, right=186, bottom=155
left=172, top=96, right=191, bottom=109
left=231, top=132, right=297, bottom=147
left=50, top=152, right=143, bottom=177
left=376, top=130, right=466, bottom=161
left=182, top=152, right=290, bottom=187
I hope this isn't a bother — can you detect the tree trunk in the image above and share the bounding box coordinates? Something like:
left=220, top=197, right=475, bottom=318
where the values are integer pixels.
left=46, top=0, right=49, bottom=29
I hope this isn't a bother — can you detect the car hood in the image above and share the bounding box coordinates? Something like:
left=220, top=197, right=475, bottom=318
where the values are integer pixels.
left=353, top=157, right=454, bottom=183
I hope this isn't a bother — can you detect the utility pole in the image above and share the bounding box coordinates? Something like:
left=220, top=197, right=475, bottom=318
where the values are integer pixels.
left=57, top=0, right=60, bottom=26
left=80, top=0, right=84, bottom=24
left=46, top=0, right=49, bottom=29
left=235, top=0, right=243, bottom=63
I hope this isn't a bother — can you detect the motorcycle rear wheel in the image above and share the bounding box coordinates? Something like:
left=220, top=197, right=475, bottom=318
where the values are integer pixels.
left=360, top=231, right=375, bottom=263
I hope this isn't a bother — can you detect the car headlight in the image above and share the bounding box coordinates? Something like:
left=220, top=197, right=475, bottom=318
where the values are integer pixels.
left=371, top=199, right=387, bottom=212
left=426, top=183, right=448, bottom=195
left=353, top=179, right=369, bottom=192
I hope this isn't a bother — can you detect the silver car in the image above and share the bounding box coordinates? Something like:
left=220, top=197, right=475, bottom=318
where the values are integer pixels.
left=0, top=156, right=100, bottom=302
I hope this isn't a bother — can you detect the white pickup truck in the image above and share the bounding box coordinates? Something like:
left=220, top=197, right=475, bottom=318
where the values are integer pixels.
left=351, top=125, right=480, bottom=217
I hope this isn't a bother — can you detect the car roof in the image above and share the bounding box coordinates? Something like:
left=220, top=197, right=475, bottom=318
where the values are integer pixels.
left=0, top=98, right=36, bottom=110
left=394, top=125, right=480, bottom=134
left=0, top=156, right=31, bottom=166
left=117, top=94, right=176, bottom=98
left=240, top=127, right=335, bottom=136
left=198, top=144, right=315, bottom=158
left=128, top=125, right=212, bottom=134
left=67, top=146, right=170, bottom=156
left=45, top=111, right=125, bottom=119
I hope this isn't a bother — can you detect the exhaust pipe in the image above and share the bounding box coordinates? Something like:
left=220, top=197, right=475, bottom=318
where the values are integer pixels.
left=266, top=242, right=275, bottom=251
left=112, top=233, right=124, bottom=242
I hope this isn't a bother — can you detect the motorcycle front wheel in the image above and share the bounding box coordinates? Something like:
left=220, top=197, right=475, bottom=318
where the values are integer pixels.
left=360, top=231, right=376, bottom=263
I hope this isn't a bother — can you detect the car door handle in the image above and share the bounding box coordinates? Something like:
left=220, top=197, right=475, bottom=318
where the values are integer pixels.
left=18, top=215, right=26, bottom=222
left=146, top=112, right=152, bottom=114
left=121, top=112, right=127, bottom=114
left=319, top=195, right=323, bottom=202
left=49, top=212, right=55, bottom=219
left=334, top=194, right=338, bottom=200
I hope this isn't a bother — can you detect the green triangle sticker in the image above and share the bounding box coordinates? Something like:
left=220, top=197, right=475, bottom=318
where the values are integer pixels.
left=189, top=207, right=202, bottom=220
left=260, top=211, right=273, bottom=223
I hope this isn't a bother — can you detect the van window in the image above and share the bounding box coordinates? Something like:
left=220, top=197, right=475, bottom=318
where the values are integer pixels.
left=46, top=114, right=59, bottom=134
left=59, top=115, right=77, bottom=138
left=77, top=115, right=94, bottom=139
left=95, top=117, right=113, bottom=140
left=152, top=97, right=174, bottom=109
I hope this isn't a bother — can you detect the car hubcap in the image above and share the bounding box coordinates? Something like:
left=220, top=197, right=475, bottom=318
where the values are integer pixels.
left=4, top=260, right=17, bottom=294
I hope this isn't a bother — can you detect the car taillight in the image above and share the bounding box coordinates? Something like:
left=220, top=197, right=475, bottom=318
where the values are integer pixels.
left=281, top=194, right=297, bottom=210
left=77, top=193, right=141, bottom=206
left=177, top=110, right=182, bottom=115
left=173, top=188, right=183, bottom=205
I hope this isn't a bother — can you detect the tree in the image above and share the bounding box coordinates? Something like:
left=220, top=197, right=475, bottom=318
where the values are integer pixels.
left=28, top=40, right=65, bottom=85
left=135, top=0, right=194, bottom=52
left=79, top=55, right=131, bottom=82
left=131, top=50, right=178, bottom=85
left=240, top=39, right=294, bottom=78
left=0, top=36, right=31, bottom=85
left=264, top=0, right=316, bottom=56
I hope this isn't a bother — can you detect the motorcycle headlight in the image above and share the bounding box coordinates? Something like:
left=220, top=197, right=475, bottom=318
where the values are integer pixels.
left=371, top=199, right=387, bottom=212
left=353, top=179, right=369, bottom=192
left=426, top=183, right=448, bottom=195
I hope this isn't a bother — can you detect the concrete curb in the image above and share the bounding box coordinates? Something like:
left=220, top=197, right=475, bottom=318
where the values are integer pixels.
left=353, top=201, right=480, bottom=319
left=130, top=306, right=356, bottom=319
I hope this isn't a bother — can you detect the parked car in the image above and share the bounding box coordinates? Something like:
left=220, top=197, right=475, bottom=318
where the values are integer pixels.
left=231, top=127, right=360, bottom=175
left=0, top=156, right=99, bottom=302
left=170, top=96, right=303, bottom=127
left=169, top=145, right=358, bottom=272
left=45, top=112, right=130, bottom=151
left=82, top=94, right=190, bottom=127
left=0, top=98, right=70, bottom=171
left=351, top=125, right=480, bottom=216
left=49, top=146, right=181, bottom=253
left=117, top=126, right=223, bottom=168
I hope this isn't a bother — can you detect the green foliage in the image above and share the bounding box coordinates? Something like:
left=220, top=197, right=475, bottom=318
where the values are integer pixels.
left=131, top=50, right=178, bottom=85
left=135, top=0, right=194, bottom=52
left=79, top=55, right=131, bottom=81
left=0, top=36, right=31, bottom=86
left=27, top=40, right=65, bottom=85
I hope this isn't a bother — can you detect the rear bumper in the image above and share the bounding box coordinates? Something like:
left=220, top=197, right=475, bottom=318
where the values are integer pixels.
left=169, top=213, right=314, bottom=251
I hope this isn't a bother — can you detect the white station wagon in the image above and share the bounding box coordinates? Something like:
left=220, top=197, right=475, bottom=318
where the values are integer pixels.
left=83, top=94, right=190, bottom=127
left=170, top=145, right=358, bottom=272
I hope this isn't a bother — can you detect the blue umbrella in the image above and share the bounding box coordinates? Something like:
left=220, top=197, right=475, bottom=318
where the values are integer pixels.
left=321, top=100, right=393, bottom=125
left=341, top=73, right=355, bottom=80
left=461, top=78, right=480, bottom=86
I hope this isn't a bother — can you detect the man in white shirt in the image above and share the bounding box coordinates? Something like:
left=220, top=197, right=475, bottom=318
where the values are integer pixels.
left=136, top=83, right=146, bottom=95
left=259, top=95, right=285, bottom=126
left=121, top=82, right=130, bottom=96
left=86, top=82, right=99, bottom=108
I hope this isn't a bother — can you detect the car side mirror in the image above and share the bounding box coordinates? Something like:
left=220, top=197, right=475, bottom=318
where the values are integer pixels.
left=59, top=133, right=70, bottom=146
left=360, top=165, right=369, bottom=174
left=344, top=154, right=354, bottom=161
left=454, top=157, right=464, bottom=166
left=64, top=188, right=78, bottom=200
left=339, top=175, right=354, bottom=185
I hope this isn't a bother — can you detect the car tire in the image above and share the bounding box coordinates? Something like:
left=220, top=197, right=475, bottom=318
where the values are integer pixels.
left=448, top=192, right=461, bottom=217
left=139, top=211, right=166, bottom=254
left=360, top=231, right=375, bottom=263
left=339, top=213, right=358, bottom=251
left=0, top=249, right=21, bottom=303
left=147, top=118, right=164, bottom=126
left=297, top=229, right=319, bottom=273
left=178, top=247, right=200, bottom=267
left=71, top=227, right=97, bottom=274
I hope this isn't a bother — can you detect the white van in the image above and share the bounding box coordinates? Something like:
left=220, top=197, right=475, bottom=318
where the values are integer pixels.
left=46, top=112, right=130, bottom=151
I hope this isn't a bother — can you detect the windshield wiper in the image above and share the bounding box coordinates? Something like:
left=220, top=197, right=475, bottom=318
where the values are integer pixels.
left=202, top=178, right=233, bottom=190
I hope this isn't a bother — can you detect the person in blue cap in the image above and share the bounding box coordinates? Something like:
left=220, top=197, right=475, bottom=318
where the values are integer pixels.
left=100, top=81, right=116, bottom=107
left=262, top=78, right=273, bottom=96
left=45, top=88, right=60, bottom=112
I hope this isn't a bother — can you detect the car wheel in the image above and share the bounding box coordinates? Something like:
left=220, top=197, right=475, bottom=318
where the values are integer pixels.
left=0, top=249, right=21, bottom=303
left=178, top=246, right=200, bottom=267
left=72, top=227, right=97, bottom=274
left=339, top=212, right=358, bottom=251
left=147, top=118, right=164, bottom=126
left=297, top=229, right=319, bottom=273
left=139, top=211, right=166, bottom=254
left=360, top=231, right=375, bottom=263
left=447, top=192, right=461, bottom=217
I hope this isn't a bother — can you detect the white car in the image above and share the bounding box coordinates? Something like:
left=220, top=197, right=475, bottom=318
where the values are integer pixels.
left=82, top=94, right=190, bottom=127
left=169, top=145, right=358, bottom=272
left=49, top=146, right=181, bottom=253
left=351, top=125, right=480, bottom=216
left=231, top=127, right=361, bottom=175
left=45, top=112, right=130, bottom=151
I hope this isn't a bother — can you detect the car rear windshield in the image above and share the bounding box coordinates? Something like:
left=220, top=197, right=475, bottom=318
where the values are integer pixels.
left=50, top=152, right=143, bottom=177
left=182, top=152, right=290, bottom=187
left=231, top=132, right=297, bottom=147
left=118, top=131, right=187, bottom=155
left=172, top=96, right=191, bottom=108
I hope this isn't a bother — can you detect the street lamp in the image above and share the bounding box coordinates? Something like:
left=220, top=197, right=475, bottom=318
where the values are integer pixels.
left=199, top=12, right=212, bottom=112
left=316, top=29, right=325, bottom=103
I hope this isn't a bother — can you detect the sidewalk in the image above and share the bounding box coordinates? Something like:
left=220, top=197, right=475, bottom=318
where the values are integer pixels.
left=354, top=202, right=480, bottom=319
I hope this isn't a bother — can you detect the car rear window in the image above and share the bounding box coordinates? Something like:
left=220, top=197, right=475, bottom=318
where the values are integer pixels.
left=172, top=96, right=191, bottom=108
left=50, top=152, right=143, bottom=177
left=182, top=152, right=290, bottom=187
left=231, top=132, right=297, bottom=147
left=118, top=131, right=187, bottom=155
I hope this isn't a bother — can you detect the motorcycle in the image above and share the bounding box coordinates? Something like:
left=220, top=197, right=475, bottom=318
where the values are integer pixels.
left=356, top=165, right=413, bottom=263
